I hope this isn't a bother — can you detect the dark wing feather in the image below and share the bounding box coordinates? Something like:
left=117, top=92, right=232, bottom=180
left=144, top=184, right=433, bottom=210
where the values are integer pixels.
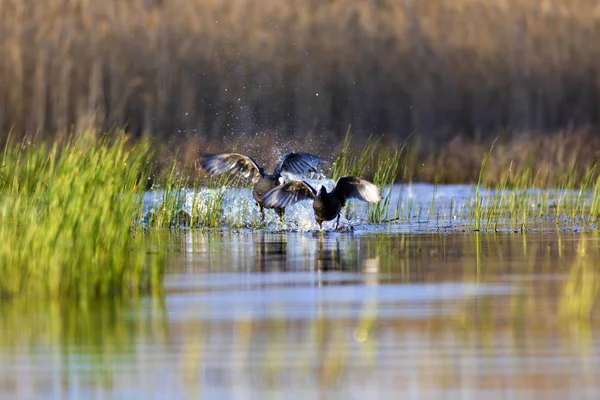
left=198, top=153, right=263, bottom=183
left=274, top=152, right=325, bottom=175
left=262, top=180, right=317, bottom=208
left=333, top=176, right=382, bottom=203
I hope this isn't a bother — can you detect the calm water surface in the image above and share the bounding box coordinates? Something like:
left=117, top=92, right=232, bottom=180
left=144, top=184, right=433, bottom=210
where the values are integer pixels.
left=1, top=231, right=600, bottom=399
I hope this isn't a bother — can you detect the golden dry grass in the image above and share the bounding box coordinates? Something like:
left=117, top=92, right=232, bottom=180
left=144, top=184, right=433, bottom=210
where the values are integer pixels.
left=1, top=0, right=600, bottom=139
left=1, top=0, right=600, bottom=184
left=412, top=128, right=600, bottom=185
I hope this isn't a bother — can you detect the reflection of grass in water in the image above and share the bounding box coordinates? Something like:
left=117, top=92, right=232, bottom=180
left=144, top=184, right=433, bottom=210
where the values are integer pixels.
left=559, top=237, right=600, bottom=320
left=558, top=235, right=599, bottom=368
left=0, top=132, right=163, bottom=301
left=0, top=296, right=167, bottom=387
left=158, top=231, right=600, bottom=392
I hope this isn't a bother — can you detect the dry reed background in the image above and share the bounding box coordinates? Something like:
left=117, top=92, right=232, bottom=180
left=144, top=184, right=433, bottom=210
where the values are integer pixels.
left=1, top=0, right=600, bottom=181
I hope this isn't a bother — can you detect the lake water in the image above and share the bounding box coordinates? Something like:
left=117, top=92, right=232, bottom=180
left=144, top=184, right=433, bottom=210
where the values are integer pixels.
left=1, top=184, right=600, bottom=399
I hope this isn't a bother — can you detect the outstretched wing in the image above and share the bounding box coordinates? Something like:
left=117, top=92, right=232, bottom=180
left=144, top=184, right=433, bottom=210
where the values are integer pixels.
left=274, top=152, right=325, bottom=176
left=198, top=153, right=263, bottom=183
left=262, top=180, right=317, bottom=208
left=333, top=176, right=382, bottom=203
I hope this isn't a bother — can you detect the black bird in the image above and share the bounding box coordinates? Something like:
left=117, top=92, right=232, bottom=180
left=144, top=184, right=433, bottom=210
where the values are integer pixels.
left=198, top=152, right=325, bottom=221
left=262, top=176, right=382, bottom=229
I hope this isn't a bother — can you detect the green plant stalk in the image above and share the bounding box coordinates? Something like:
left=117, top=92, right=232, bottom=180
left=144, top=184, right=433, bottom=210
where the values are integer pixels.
left=474, top=138, right=498, bottom=231
left=0, top=131, right=163, bottom=302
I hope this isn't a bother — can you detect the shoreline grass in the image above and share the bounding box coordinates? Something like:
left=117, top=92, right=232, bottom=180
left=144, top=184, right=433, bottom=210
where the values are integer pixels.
left=0, top=131, right=163, bottom=301
left=6, top=129, right=597, bottom=245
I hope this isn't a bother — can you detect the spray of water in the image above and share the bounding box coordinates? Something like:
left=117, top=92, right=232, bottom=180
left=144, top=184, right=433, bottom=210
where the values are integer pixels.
left=143, top=181, right=592, bottom=233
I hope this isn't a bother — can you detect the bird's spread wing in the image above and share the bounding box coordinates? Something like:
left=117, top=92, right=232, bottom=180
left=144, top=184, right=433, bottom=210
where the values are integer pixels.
left=334, top=176, right=382, bottom=203
left=198, top=153, right=263, bottom=183
left=262, top=180, right=317, bottom=208
left=274, top=152, right=325, bottom=176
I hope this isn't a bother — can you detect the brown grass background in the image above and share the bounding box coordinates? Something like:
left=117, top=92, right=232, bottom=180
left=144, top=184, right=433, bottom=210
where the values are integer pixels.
left=1, top=0, right=600, bottom=182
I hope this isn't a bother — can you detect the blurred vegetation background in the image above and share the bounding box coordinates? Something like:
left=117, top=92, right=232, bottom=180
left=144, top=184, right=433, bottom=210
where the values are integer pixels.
left=1, top=0, right=600, bottom=181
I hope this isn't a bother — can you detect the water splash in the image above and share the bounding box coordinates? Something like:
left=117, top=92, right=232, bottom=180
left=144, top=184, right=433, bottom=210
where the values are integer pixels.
left=143, top=181, right=593, bottom=233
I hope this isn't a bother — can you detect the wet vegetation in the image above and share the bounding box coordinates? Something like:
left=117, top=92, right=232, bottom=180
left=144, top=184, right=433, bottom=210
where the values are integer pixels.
left=0, top=131, right=163, bottom=301
left=143, top=130, right=600, bottom=233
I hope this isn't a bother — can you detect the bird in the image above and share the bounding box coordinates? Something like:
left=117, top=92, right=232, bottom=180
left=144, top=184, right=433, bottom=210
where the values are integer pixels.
left=198, top=152, right=325, bottom=221
left=261, top=176, right=382, bottom=229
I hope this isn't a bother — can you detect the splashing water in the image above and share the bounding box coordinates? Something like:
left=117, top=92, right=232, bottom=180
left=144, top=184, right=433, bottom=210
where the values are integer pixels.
left=143, top=179, right=594, bottom=233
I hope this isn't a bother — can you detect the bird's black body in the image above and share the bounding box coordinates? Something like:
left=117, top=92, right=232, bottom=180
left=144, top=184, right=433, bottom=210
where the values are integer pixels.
left=198, top=152, right=324, bottom=221
left=252, top=174, right=286, bottom=219
left=312, top=186, right=346, bottom=227
left=262, top=176, right=382, bottom=229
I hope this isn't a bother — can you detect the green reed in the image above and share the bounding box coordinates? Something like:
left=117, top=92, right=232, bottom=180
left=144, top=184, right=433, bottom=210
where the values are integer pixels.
left=329, top=128, right=411, bottom=224
left=414, top=153, right=600, bottom=232
left=146, top=157, right=190, bottom=229
left=329, top=128, right=380, bottom=220
left=329, top=127, right=381, bottom=182
left=472, top=139, right=497, bottom=231
left=149, top=163, right=260, bottom=229
left=0, top=132, right=163, bottom=301
left=145, top=132, right=600, bottom=232
left=368, top=146, right=406, bottom=223
left=328, top=127, right=352, bottom=182
left=573, top=165, right=596, bottom=222
left=194, top=175, right=231, bottom=228
left=329, top=130, right=600, bottom=231
left=589, top=173, right=600, bottom=223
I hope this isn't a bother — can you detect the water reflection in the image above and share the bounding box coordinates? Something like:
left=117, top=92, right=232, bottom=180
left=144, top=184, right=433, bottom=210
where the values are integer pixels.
left=252, top=233, right=351, bottom=272
left=0, top=297, right=168, bottom=398
left=1, top=232, right=600, bottom=397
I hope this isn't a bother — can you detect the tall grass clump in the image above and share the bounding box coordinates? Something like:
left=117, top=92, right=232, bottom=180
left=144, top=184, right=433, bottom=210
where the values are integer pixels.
left=146, top=166, right=250, bottom=229
left=0, top=132, right=163, bottom=301
left=146, top=158, right=191, bottom=229
left=368, top=140, right=409, bottom=223
left=329, top=129, right=413, bottom=224
left=192, top=175, right=233, bottom=228
left=329, top=128, right=381, bottom=182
